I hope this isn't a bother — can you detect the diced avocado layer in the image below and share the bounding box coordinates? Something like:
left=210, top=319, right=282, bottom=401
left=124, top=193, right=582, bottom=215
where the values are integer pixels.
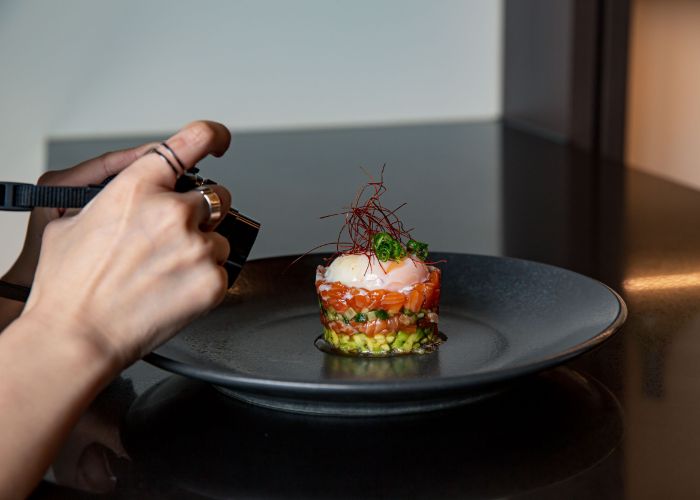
left=323, top=326, right=440, bottom=355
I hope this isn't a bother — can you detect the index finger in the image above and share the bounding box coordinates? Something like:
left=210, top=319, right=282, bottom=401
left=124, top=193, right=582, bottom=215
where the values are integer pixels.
left=38, top=142, right=158, bottom=187
left=123, top=121, right=232, bottom=190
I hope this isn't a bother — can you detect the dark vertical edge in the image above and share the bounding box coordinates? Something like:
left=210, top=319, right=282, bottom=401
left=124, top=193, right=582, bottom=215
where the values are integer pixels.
left=598, top=0, right=632, bottom=161
left=503, top=0, right=630, bottom=159
left=502, top=0, right=575, bottom=142
left=590, top=0, right=630, bottom=292
left=569, top=0, right=601, bottom=152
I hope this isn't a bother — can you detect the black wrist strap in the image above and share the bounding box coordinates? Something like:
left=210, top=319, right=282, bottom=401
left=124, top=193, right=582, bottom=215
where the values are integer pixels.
left=0, top=182, right=102, bottom=303
left=0, top=182, right=104, bottom=301
left=0, top=182, right=103, bottom=211
left=0, top=280, right=30, bottom=303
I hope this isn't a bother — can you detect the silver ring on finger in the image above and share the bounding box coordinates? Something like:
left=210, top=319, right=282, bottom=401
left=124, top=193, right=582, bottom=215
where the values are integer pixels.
left=195, top=185, right=222, bottom=230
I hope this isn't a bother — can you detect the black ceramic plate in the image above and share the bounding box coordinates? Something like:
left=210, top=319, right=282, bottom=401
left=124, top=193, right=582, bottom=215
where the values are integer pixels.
left=145, top=253, right=627, bottom=415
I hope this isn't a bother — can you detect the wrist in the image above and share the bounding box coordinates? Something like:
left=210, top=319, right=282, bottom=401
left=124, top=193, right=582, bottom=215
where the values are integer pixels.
left=0, top=300, right=123, bottom=494
left=17, top=307, right=123, bottom=382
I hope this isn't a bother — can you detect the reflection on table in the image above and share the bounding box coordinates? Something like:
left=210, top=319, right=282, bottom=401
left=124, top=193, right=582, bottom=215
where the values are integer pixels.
left=109, top=368, right=622, bottom=499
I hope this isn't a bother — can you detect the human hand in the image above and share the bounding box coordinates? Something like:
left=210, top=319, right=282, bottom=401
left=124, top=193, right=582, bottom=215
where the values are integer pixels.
left=0, top=138, right=162, bottom=331
left=21, top=121, right=232, bottom=368
left=3, top=141, right=162, bottom=289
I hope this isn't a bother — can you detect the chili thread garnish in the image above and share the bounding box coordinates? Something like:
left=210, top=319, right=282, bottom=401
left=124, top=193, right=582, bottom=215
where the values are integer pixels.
left=321, top=165, right=434, bottom=265
left=286, top=165, right=444, bottom=272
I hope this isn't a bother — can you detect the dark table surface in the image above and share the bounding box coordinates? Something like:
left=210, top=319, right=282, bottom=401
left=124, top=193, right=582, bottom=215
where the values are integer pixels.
left=31, top=121, right=700, bottom=499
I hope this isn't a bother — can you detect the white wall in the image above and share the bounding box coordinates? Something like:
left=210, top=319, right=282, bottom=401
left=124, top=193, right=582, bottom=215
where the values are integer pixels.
left=0, top=0, right=503, bottom=273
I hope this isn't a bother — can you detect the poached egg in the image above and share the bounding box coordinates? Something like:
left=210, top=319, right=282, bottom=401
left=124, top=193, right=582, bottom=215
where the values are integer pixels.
left=324, top=253, right=428, bottom=292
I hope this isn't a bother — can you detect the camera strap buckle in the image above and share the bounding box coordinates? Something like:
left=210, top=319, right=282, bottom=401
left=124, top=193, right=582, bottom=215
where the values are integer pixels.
left=0, top=182, right=33, bottom=211
left=0, top=182, right=104, bottom=211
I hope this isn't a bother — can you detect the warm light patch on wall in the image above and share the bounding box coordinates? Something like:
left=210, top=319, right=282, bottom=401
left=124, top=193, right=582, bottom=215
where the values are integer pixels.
left=624, top=272, right=700, bottom=292
left=626, top=0, right=700, bottom=190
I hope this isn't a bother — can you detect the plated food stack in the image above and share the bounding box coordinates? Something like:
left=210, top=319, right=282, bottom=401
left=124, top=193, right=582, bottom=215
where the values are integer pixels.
left=314, top=169, right=443, bottom=356
left=316, top=256, right=441, bottom=355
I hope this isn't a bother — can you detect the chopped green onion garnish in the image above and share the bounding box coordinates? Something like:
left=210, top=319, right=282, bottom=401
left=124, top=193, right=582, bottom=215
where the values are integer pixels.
left=354, top=312, right=368, bottom=323
left=375, top=309, right=389, bottom=320
left=407, top=239, right=429, bottom=261
left=372, top=232, right=406, bottom=261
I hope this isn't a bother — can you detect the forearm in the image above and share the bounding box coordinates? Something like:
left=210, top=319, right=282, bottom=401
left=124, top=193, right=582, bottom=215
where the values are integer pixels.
left=0, top=120, right=231, bottom=497
left=0, top=311, right=118, bottom=499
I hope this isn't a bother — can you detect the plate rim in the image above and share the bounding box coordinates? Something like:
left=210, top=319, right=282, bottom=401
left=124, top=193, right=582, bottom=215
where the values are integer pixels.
left=144, top=253, right=628, bottom=397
